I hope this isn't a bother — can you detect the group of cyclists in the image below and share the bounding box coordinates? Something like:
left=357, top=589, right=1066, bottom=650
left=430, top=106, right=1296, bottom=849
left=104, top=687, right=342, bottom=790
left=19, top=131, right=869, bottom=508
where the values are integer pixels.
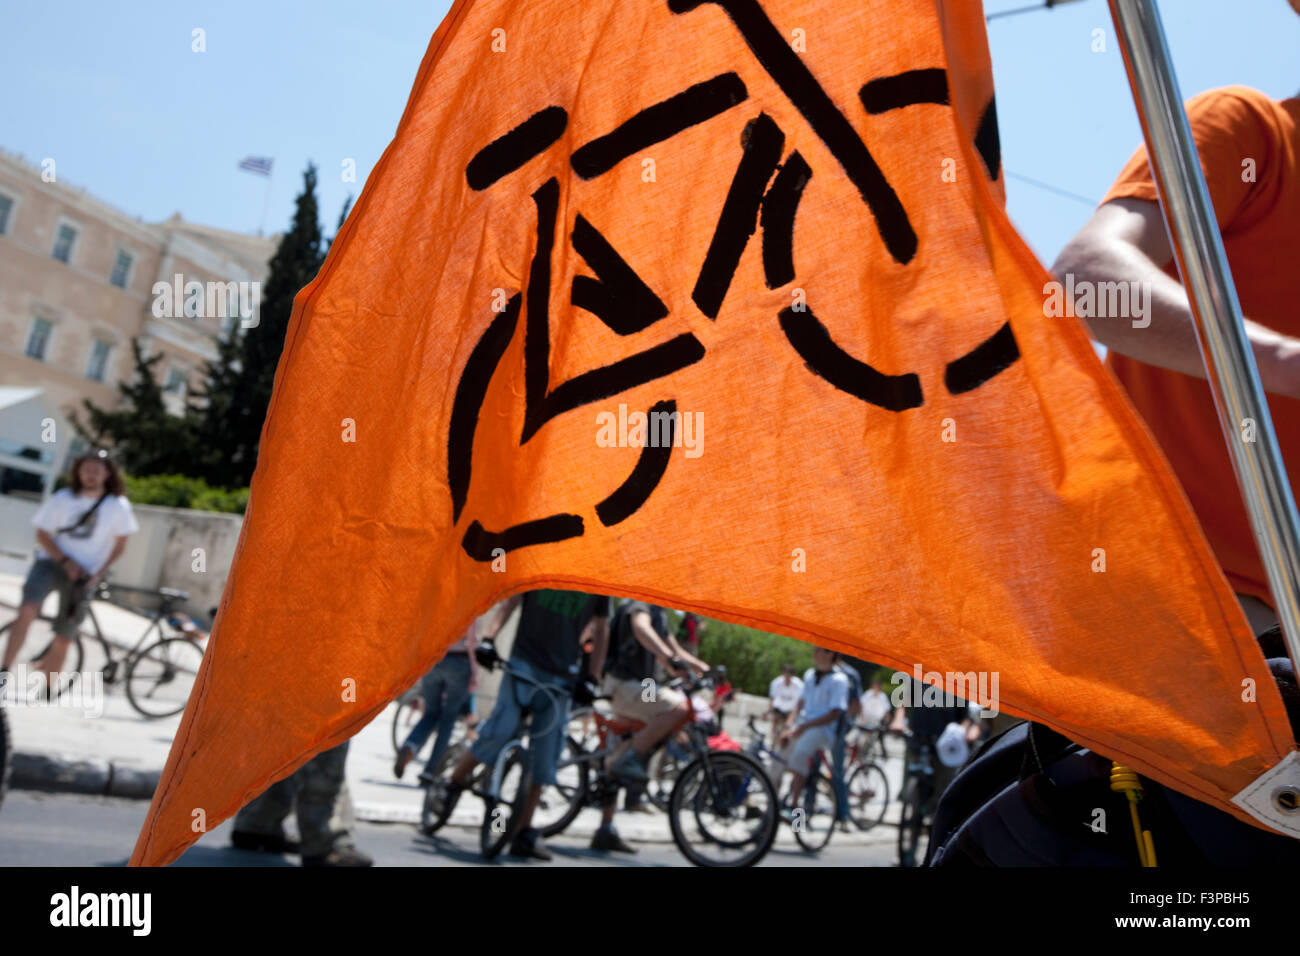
left=398, top=587, right=995, bottom=865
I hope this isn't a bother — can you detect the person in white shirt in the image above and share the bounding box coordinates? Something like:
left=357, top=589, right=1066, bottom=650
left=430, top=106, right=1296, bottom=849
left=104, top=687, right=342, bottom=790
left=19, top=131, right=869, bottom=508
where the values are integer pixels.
left=767, top=665, right=804, bottom=745
left=777, top=647, right=850, bottom=809
left=1, top=450, right=139, bottom=684
left=860, top=677, right=893, bottom=728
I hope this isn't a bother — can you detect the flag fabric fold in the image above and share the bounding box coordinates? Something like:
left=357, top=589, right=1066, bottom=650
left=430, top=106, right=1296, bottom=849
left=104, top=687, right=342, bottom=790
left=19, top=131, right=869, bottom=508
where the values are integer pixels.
left=133, top=0, right=1295, bottom=865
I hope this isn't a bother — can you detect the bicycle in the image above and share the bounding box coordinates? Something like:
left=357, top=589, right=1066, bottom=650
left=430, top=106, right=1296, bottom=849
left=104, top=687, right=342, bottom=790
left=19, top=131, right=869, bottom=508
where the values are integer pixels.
left=836, top=723, right=891, bottom=832
left=535, top=673, right=782, bottom=868
left=0, top=581, right=206, bottom=719
left=897, top=732, right=939, bottom=867
left=424, top=669, right=780, bottom=867
left=419, top=662, right=580, bottom=859
left=744, top=716, right=841, bottom=852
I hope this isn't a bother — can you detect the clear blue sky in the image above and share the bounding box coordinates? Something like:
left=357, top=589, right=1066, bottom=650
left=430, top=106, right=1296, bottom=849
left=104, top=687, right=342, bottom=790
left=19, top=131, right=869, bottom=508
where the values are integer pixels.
left=3, top=0, right=1298, bottom=261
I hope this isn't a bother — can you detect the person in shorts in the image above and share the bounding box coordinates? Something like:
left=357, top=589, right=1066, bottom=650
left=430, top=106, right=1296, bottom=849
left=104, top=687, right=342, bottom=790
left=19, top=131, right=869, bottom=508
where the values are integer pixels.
left=1, top=449, right=138, bottom=686
left=428, top=589, right=610, bottom=861
left=777, top=647, right=849, bottom=814
left=592, top=600, right=709, bottom=853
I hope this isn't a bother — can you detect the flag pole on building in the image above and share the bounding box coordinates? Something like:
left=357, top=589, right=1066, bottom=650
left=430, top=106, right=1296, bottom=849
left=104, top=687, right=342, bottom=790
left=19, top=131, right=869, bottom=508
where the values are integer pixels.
left=237, top=156, right=275, bottom=236
left=1107, top=1, right=1300, bottom=711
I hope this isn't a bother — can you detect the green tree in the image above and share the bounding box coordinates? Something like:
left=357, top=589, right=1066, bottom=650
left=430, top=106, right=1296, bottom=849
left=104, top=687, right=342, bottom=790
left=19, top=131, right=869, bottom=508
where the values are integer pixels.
left=189, top=325, right=244, bottom=486
left=693, top=618, right=817, bottom=696
left=71, top=338, right=198, bottom=476
left=216, top=163, right=326, bottom=487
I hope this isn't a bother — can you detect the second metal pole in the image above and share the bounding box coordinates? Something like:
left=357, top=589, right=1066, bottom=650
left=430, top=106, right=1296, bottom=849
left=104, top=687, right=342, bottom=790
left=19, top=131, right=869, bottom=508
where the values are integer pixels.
left=1107, top=0, right=1300, bottom=676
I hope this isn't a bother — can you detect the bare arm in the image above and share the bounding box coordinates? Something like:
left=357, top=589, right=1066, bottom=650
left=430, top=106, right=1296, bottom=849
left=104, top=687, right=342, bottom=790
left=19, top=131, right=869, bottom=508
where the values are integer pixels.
left=35, top=529, right=69, bottom=567
left=482, top=595, right=522, bottom=640
left=664, top=634, right=708, bottom=675
left=585, top=615, right=610, bottom=680
left=466, top=623, right=480, bottom=688
left=1052, top=198, right=1300, bottom=396
left=629, top=610, right=683, bottom=674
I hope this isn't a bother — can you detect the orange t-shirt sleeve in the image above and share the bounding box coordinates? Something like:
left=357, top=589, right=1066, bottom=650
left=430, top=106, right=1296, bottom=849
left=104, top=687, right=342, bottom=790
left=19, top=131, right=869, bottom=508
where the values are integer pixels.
left=1101, top=86, right=1284, bottom=235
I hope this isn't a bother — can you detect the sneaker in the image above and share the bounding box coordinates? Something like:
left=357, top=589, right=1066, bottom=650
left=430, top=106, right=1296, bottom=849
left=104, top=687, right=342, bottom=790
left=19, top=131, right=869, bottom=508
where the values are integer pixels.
left=508, top=827, right=553, bottom=861
left=591, top=827, right=637, bottom=854
left=393, top=744, right=415, bottom=780
left=302, top=845, right=373, bottom=867
left=231, top=829, right=301, bottom=854
left=609, top=750, right=650, bottom=784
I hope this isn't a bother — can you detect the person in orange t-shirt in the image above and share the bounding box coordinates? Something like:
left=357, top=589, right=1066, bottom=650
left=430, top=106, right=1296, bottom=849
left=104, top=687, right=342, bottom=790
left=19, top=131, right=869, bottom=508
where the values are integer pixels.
left=1054, top=77, right=1300, bottom=633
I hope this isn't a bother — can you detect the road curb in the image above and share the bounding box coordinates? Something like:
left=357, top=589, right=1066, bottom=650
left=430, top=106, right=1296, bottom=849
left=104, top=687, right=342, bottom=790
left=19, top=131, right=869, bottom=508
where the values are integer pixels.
left=11, top=751, right=162, bottom=799
left=11, top=751, right=899, bottom=851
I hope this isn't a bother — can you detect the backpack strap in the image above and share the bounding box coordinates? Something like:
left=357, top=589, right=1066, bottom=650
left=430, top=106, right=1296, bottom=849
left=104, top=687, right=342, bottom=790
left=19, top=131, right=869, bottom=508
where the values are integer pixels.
left=55, top=491, right=111, bottom=535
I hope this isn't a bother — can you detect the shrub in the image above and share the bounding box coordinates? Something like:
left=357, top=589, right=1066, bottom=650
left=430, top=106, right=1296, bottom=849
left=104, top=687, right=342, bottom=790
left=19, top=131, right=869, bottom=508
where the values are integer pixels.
left=124, top=474, right=249, bottom=515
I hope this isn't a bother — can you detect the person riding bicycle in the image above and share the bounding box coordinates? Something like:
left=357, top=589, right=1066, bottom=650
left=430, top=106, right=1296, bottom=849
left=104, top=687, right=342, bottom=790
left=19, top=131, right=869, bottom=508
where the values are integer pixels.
left=0, top=449, right=138, bottom=689
left=777, top=646, right=850, bottom=817
left=592, top=600, right=709, bottom=854
left=427, top=589, right=610, bottom=861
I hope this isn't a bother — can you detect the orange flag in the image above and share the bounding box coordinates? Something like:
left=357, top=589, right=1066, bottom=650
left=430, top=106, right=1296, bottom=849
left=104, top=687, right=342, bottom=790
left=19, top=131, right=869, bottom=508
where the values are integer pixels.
left=132, top=0, right=1298, bottom=864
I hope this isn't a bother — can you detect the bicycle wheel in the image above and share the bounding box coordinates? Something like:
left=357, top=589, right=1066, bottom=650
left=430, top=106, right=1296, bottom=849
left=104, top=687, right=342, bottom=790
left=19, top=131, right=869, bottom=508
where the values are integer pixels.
left=6, top=619, right=84, bottom=702
left=391, top=689, right=423, bottom=755
left=481, top=744, right=529, bottom=859
left=897, top=775, right=930, bottom=867
left=792, top=768, right=839, bottom=852
left=668, top=751, right=778, bottom=867
left=646, top=743, right=684, bottom=812
left=419, top=772, right=459, bottom=835
left=847, top=761, right=890, bottom=831
left=537, top=735, right=590, bottom=838
left=124, top=637, right=204, bottom=718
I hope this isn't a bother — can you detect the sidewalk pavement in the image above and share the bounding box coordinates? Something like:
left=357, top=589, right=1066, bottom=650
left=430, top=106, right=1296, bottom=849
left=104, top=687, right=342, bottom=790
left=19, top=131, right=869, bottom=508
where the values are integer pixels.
left=1, top=569, right=902, bottom=849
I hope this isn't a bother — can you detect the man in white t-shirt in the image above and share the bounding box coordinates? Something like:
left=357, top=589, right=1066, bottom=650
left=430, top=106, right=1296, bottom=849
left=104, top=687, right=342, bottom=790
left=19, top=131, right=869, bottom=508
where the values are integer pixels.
left=860, top=677, right=892, bottom=728
left=777, top=647, right=849, bottom=811
left=767, top=665, right=803, bottom=745
left=1, top=450, right=139, bottom=682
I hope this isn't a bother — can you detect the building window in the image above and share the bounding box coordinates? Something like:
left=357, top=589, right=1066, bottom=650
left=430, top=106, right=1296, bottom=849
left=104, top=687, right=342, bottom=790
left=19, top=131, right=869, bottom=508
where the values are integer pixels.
left=0, top=194, right=13, bottom=236
left=163, top=367, right=188, bottom=395
left=110, top=249, right=133, bottom=289
left=87, top=338, right=112, bottom=382
left=25, top=317, right=53, bottom=360
left=52, top=223, right=77, bottom=264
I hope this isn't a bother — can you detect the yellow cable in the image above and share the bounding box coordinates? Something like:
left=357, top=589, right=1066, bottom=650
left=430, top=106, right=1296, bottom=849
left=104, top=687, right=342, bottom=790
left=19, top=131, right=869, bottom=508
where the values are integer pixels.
left=1110, top=763, right=1156, bottom=867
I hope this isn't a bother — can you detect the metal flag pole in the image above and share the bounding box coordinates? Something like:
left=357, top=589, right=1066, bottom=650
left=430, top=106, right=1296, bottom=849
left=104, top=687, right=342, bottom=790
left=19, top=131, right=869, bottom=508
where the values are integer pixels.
left=1106, top=0, right=1300, bottom=682
left=258, top=163, right=275, bottom=238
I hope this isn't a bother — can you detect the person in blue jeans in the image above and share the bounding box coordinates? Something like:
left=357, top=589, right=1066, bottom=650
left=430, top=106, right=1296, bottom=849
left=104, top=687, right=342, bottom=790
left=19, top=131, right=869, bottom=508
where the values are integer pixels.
left=393, top=622, right=479, bottom=782
left=426, top=589, right=610, bottom=861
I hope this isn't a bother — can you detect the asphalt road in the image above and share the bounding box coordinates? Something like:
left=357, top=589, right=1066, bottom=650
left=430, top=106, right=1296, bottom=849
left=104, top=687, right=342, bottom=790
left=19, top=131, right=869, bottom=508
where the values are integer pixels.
left=0, top=791, right=899, bottom=867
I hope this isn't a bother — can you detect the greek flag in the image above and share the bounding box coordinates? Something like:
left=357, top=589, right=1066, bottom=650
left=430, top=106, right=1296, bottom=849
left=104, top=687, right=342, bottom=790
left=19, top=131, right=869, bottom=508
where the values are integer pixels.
left=238, top=156, right=273, bottom=176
